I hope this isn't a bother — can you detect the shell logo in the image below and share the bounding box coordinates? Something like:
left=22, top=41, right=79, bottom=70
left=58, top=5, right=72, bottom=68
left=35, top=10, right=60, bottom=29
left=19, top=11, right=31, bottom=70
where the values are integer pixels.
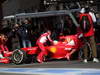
left=50, top=47, right=57, bottom=53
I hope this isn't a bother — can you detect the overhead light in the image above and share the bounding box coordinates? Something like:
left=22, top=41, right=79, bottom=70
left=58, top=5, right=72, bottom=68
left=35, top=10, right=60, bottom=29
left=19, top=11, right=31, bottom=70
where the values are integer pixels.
left=44, top=0, right=47, bottom=5
left=90, top=0, right=94, bottom=3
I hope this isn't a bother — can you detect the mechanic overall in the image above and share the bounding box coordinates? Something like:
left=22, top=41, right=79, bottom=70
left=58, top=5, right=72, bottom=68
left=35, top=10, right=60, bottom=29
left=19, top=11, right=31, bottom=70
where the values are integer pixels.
left=59, top=33, right=81, bottom=60
left=0, top=34, right=9, bottom=58
left=79, top=7, right=99, bottom=63
left=36, top=30, right=53, bottom=63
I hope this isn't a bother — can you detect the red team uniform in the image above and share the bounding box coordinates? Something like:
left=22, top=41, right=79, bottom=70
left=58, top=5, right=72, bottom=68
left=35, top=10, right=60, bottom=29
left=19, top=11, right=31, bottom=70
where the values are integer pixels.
left=0, top=34, right=8, bottom=58
left=36, top=31, right=53, bottom=63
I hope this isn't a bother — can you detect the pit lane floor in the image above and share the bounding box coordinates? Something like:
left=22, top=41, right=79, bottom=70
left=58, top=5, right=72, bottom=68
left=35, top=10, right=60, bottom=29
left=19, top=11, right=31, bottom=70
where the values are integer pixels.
left=0, top=60, right=100, bottom=75
left=0, top=60, right=100, bottom=68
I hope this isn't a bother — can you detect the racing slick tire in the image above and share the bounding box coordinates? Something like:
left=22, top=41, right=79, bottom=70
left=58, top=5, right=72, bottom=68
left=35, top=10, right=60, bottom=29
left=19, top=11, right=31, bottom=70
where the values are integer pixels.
left=11, top=49, right=27, bottom=65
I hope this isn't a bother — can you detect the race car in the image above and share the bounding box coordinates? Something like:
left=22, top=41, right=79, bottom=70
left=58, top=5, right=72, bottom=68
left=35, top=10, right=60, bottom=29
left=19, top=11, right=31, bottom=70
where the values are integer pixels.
left=11, top=33, right=83, bottom=64
left=0, top=50, right=13, bottom=64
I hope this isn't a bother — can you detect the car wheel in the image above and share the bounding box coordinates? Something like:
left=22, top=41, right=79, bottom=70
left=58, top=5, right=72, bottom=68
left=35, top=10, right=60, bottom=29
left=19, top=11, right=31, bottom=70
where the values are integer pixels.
left=11, top=49, right=27, bottom=65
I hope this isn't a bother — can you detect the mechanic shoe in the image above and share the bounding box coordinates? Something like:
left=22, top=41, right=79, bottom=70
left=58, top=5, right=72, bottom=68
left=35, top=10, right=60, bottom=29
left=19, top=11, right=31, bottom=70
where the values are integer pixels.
left=93, top=58, right=99, bottom=63
left=83, top=59, right=88, bottom=63
left=37, top=59, right=43, bottom=63
left=65, top=53, right=71, bottom=60
left=37, top=56, right=44, bottom=63
left=37, top=56, right=46, bottom=63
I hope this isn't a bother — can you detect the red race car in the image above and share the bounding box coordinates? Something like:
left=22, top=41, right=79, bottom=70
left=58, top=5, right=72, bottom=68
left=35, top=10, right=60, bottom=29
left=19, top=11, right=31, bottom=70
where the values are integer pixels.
left=0, top=49, right=13, bottom=64
left=11, top=33, right=83, bottom=64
